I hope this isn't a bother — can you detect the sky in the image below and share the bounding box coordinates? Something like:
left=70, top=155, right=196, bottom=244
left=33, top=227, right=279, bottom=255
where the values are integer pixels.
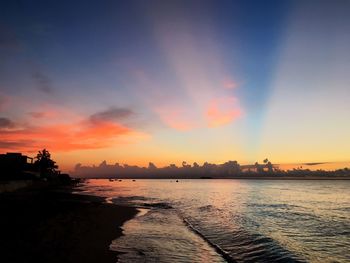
left=0, top=0, right=349, bottom=171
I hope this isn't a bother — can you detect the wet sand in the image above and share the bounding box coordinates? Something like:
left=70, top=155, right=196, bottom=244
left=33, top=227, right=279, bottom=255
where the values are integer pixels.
left=0, top=188, right=138, bottom=263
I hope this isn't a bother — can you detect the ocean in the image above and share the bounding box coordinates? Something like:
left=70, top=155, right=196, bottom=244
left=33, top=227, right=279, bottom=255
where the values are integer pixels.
left=79, top=179, right=350, bottom=263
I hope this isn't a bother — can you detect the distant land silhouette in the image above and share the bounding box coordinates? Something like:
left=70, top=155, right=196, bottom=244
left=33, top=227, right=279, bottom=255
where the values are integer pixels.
left=1, top=150, right=349, bottom=180
left=73, top=159, right=350, bottom=179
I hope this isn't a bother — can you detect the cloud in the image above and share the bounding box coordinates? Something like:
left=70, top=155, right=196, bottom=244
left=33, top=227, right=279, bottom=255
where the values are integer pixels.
left=129, top=66, right=244, bottom=131
left=0, top=117, right=147, bottom=152
left=0, top=105, right=147, bottom=153
left=0, top=140, right=35, bottom=150
left=0, top=117, right=15, bottom=129
left=223, top=79, right=238, bottom=89
left=206, top=97, right=242, bottom=127
left=155, top=106, right=199, bottom=131
left=32, top=71, right=53, bottom=94
left=28, top=111, right=58, bottom=119
left=89, top=107, right=134, bottom=123
left=303, top=162, right=327, bottom=166
left=28, top=112, right=49, bottom=118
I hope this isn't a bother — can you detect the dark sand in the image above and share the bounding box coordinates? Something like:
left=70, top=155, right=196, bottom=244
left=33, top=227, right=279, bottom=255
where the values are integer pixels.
left=0, top=188, right=138, bottom=263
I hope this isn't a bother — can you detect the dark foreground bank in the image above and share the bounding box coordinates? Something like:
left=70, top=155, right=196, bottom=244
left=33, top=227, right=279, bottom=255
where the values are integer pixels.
left=0, top=188, right=138, bottom=263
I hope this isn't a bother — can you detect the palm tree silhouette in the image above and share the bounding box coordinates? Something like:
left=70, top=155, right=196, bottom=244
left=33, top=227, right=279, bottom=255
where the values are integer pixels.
left=35, top=149, right=57, bottom=178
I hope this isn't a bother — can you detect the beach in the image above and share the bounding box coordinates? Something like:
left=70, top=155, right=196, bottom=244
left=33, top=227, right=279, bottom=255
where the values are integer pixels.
left=0, top=186, right=138, bottom=263
left=1, top=178, right=349, bottom=263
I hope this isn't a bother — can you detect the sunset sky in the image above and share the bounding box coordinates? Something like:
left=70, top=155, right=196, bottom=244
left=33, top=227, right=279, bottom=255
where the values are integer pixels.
left=1, top=0, right=349, bottom=171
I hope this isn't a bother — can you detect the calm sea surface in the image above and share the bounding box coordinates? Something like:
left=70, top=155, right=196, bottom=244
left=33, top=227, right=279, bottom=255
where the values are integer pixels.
left=79, top=179, right=350, bottom=263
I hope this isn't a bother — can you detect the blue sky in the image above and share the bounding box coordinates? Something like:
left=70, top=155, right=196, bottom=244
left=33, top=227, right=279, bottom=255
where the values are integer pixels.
left=1, top=0, right=349, bottom=170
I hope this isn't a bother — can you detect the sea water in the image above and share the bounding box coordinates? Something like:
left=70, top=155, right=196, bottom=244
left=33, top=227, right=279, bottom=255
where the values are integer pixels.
left=79, top=179, right=350, bottom=263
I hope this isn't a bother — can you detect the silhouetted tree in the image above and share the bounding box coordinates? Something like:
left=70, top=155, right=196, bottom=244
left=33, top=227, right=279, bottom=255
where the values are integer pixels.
left=267, top=162, right=273, bottom=173
left=34, top=149, right=58, bottom=178
left=99, top=160, right=107, bottom=167
left=222, top=160, right=240, bottom=175
left=169, top=164, right=177, bottom=169
left=255, top=162, right=263, bottom=173
left=262, top=158, right=274, bottom=173
left=182, top=161, right=191, bottom=169
left=148, top=162, right=157, bottom=170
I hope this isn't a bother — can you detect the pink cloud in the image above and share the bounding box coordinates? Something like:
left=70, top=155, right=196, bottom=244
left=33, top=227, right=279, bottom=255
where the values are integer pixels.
left=206, top=97, right=242, bottom=127
left=223, top=79, right=238, bottom=89
left=155, top=106, right=199, bottom=131
left=28, top=110, right=59, bottom=119
left=26, top=104, right=81, bottom=121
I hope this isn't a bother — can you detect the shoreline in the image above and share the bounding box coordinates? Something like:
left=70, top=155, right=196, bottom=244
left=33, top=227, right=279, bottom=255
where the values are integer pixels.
left=0, top=186, right=138, bottom=263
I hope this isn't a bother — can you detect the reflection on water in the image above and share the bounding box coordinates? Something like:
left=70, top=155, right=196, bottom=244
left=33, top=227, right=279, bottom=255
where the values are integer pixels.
left=80, top=179, right=350, bottom=263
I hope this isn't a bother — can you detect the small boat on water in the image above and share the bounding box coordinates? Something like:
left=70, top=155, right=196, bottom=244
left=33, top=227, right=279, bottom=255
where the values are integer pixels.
left=109, top=179, right=114, bottom=182
left=132, top=179, right=136, bottom=181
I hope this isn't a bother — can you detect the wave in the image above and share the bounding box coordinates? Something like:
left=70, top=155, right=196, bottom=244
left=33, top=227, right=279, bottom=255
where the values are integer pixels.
left=183, top=218, right=237, bottom=263
left=111, top=196, right=173, bottom=210
left=112, top=196, right=155, bottom=202
left=110, top=195, right=306, bottom=262
left=140, top=202, right=173, bottom=209
left=180, top=212, right=306, bottom=263
left=247, top=203, right=302, bottom=210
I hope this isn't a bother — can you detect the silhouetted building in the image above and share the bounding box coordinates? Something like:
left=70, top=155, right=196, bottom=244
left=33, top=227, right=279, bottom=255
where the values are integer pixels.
left=0, top=153, right=35, bottom=180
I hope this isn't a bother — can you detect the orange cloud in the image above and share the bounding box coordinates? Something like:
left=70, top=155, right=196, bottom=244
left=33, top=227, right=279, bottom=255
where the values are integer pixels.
left=0, top=119, right=145, bottom=153
left=206, top=97, right=241, bottom=127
